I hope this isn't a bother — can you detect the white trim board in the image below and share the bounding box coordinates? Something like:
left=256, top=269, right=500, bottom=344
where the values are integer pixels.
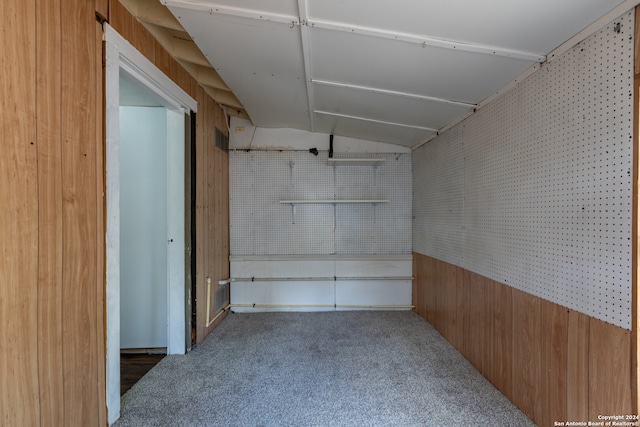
left=104, top=23, right=194, bottom=425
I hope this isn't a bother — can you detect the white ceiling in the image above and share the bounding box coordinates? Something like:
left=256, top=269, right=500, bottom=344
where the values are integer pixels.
left=163, top=0, right=629, bottom=148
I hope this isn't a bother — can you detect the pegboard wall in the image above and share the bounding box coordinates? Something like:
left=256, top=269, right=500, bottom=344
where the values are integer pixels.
left=230, top=150, right=412, bottom=256
left=413, top=11, right=634, bottom=329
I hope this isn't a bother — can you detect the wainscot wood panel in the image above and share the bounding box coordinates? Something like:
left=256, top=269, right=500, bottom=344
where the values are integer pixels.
left=466, top=271, right=487, bottom=375
left=483, top=277, right=496, bottom=385
left=589, top=318, right=633, bottom=419
left=413, top=253, right=635, bottom=427
left=567, top=309, right=590, bottom=421
left=451, top=265, right=467, bottom=353
left=0, top=1, right=40, bottom=425
left=512, top=289, right=542, bottom=421
left=423, top=255, right=436, bottom=326
left=540, top=299, right=568, bottom=427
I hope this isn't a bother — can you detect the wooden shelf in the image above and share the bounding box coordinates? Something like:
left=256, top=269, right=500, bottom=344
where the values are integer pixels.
left=327, top=158, right=385, bottom=166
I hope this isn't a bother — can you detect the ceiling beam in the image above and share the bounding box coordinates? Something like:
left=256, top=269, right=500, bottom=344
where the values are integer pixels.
left=163, top=0, right=299, bottom=25
left=297, top=0, right=316, bottom=131
left=315, top=110, right=438, bottom=131
left=307, top=19, right=545, bottom=62
left=312, top=79, right=476, bottom=108
left=163, top=0, right=544, bottom=62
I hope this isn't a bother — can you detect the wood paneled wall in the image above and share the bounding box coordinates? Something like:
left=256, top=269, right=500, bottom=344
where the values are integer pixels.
left=0, top=1, right=229, bottom=425
left=108, top=0, right=230, bottom=344
left=413, top=252, right=634, bottom=426
left=1, top=1, right=105, bottom=425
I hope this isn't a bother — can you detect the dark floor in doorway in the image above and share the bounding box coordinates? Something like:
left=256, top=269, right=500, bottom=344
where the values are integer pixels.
left=121, top=353, right=165, bottom=396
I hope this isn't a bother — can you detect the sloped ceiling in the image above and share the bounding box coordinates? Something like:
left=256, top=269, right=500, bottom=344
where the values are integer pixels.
left=145, top=0, right=630, bottom=147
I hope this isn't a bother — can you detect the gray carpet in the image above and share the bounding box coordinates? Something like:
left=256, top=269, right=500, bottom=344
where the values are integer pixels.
left=114, top=311, right=536, bottom=427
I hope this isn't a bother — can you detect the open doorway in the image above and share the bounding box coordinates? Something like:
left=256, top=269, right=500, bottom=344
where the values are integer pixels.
left=118, top=74, right=171, bottom=394
left=104, top=24, right=196, bottom=424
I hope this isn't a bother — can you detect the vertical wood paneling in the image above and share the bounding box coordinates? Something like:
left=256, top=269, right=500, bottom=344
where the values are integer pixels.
left=96, top=0, right=108, bottom=19
left=439, top=261, right=457, bottom=343
left=36, top=0, right=64, bottom=425
left=109, top=0, right=132, bottom=40
left=132, top=18, right=155, bottom=64
left=423, top=255, right=436, bottom=325
left=413, top=252, right=426, bottom=317
left=194, top=86, right=207, bottom=342
left=465, top=272, right=486, bottom=374
left=171, top=59, right=192, bottom=96
left=432, top=259, right=445, bottom=334
left=451, top=266, right=467, bottom=353
left=154, top=40, right=172, bottom=77
left=483, top=278, right=500, bottom=384
left=540, top=299, right=568, bottom=427
left=413, top=254, right=634, bottom=426
left=486, top=279, right=513, bottom=398
left=0, top=1, right=40, bottom=426
left=482, top=277, right=495, bottom=383
left=589, top=318, right=633, bottom=419
left=61, top=0, right=100, bottom=424
left=567, top=310, right=590, bottom=421
left=511, top=288, right=541, bottom=421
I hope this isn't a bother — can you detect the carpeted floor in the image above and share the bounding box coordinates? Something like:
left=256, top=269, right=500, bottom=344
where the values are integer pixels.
left=114, top=311, right=536, bottom=427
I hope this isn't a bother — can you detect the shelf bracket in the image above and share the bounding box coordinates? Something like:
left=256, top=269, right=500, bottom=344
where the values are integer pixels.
left=290, top=203, right=296, bottom=223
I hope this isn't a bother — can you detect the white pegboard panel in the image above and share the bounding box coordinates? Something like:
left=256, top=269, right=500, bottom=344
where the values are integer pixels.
left=412, top=126, right=464, bottom=266
left=230, top=150, right=335, bottom=256
left=413, top=11, right=634, bottom=329
left=334, top=153, right=412, bottom=254
left=230, top=150, right=412, bottom=256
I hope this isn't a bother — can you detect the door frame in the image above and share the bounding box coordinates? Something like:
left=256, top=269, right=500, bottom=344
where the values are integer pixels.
left=104, top=24, right=196, bottom=424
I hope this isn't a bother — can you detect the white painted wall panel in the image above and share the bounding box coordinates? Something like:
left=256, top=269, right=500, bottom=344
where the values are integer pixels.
left=334, top=258, right=412, bottom=277
left=230, top=257, right=335, bottom=278
left=231, top=281, right=336, bottom=313
left=335, top=280, right=413, bottom=309
left=412, top=12, right=634, bottom=329
left=119, top=106, right=168, bottom=349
